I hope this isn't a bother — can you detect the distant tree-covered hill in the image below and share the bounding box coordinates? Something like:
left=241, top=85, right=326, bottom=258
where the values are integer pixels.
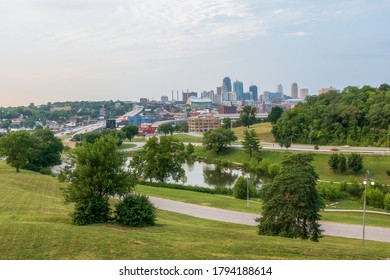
left=272, top=84, right=390, bottom=147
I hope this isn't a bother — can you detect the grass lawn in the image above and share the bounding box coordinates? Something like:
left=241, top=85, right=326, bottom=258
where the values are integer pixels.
left=171, top=133, right=204, bottom=143
left=232, top=123, right=275, bottom=142
left=118, top=143, right=137, bottom=149
left=136, top=184, right=390, bottom=228
left=1, top=161, right=390, bottom=260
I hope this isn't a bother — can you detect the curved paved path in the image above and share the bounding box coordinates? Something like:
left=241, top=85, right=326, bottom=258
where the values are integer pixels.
left=150, top=197, right=390, bottom=243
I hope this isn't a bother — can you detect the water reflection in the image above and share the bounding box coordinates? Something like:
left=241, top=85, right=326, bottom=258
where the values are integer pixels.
left=173, top=161, right=242, bottom=189
left=203, top=166, right=238, bottom=188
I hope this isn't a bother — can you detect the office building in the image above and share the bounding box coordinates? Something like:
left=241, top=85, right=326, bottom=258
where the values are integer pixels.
left=188, top=115, right=221, bottom=133
left=291, top=83, right=298, bottom=98
left=233, top=80, right=244, bottom=100
left=299, top=88, right=309, bottom=100
left=161, top=95, right=169, bottom=103
left=223, top=77, right=232, bottom=93
left=277, top=84, right=283, bottom=94
left=249, top=85, right=258, bottom=101
left=264, top=91, right=283, bottom=103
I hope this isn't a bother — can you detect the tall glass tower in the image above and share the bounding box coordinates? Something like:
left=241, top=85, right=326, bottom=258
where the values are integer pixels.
left=249, top=85, right=258, bottom=101
left=223, top=77, right=232, bottom=93
left=233, top=80, right=244, bottom=100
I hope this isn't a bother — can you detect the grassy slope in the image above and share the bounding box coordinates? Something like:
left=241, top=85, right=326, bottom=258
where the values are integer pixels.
left=136, top=185, right=390, bottom=228
left=232, top=123, right=275, bottom=142
left=1, top=161, right=390, bottom=260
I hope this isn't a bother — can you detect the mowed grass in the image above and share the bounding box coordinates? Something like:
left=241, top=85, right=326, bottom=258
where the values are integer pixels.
left=1, top=161, right=390, bottom=260
left=171, top=133, right=204, bottom=143
left=232, top=123, right=275, bottom=142
left=136, top=184, right=390, bottom=228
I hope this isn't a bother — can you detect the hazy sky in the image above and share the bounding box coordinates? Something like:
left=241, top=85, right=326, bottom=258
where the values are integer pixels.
left=1, top=0, right=389, bottom=107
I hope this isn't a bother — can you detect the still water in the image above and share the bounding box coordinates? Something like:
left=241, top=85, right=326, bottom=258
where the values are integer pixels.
left=171, top=161, right=244, bottom=189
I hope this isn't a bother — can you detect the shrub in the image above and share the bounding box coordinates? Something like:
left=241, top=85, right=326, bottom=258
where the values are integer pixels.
left=267, top=163, right=280, bottom=179
left=317, top=182, right=347, bottom=201
left=115, top=194, right=156, bottom=227
left=233, top=176, right=249, bottom=200
left=384, top=193, right=390, bottom=211
left=72, top=196, right=111, bottom=225
left=338, top=154, right=347, bottom=173
left=347, top=153, right=363, bottom=173
left=386, top=170, right=390, bottom=176
left=365, top=187, right=385, bottom=209
left=339, top=179, right=362, bottom=198
left=328, top=154, right=339, bottom=172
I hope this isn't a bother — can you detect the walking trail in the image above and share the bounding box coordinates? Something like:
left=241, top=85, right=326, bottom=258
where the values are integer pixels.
left=149, top=196, right=390, bottom=243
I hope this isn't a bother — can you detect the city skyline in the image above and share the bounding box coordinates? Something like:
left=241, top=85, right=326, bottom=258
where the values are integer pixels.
left=1, top=0, right=389, bottom=107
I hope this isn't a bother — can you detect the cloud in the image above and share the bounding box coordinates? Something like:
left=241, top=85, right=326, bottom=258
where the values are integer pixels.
left=287, top=31, right=312, bottom=37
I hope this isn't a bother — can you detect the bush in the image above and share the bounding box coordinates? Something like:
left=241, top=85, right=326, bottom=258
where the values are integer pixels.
left=72, top=196, right=111, bottom=225
left=233, top=176, right=248, bottom=200
left=386, top=170, right=390, bottom=176
left=384, top=193, right=390, bottom=211
left=317, top=182, right=347, bottom=201
left=115, top=194, right=156, bottom=227
left=365, top=187, right=385, bottom=209
left=328, top=154, right=339, bottom=172
left=339, top=179, right=362, bottom=198
left=347, top=153, right=363, bottom=173
left=267, top=163, right=280, bottom=179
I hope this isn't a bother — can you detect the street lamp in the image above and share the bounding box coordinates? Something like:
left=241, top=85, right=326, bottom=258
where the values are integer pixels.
left=362, top=170, right=374, bottom=248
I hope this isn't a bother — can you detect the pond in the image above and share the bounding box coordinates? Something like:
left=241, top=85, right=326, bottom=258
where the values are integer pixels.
left=172, top=161, right=243, bottom=189
left=127, top=158, right=261, bottom=189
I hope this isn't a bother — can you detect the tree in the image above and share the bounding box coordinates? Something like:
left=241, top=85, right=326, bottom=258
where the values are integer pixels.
left=0, top=131, right=34, bottom=172
left=233, top=176, right=248, bottom=199
left=121, top=125, right=139, bottom=141
left=338, top=154, right=347, bottom=173
left=347, top=153, right=363, bottom=173
left=59, top=137, right=135, bottom=225
left=268, top=106, right=284, bottom=124
left=328, top=154, right=339, bottom=173
left=242, top=129, right=262, bottom=158
left=221, top=118, right=232, bottom=129
left=203, top=127, right=237, bottom=154
left=257, top=154, right=323, bottom=241
left=240, top=105, right=257, bottom=128
left=158, top=123, right=175, bottom=135
left=29, top=128, right=64, bottom=168
left=130, top=136, right=186, bottom=183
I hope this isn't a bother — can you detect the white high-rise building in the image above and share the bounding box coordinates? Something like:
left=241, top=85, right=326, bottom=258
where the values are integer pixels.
left=277, top=83, right=283, bottom=93
left=299, top=88, right=309, bottom=100
left=291, top=83, right=298, bottom=98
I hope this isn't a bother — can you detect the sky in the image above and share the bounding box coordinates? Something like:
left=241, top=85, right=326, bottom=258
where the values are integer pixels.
left=0, top=0, right=389, bottom=107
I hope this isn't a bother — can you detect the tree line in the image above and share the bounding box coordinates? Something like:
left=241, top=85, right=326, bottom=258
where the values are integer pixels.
left=272, top=84, right=390, bottom=147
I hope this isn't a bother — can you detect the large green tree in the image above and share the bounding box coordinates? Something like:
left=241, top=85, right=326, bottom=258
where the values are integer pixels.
left=59, top=137, right=135, bottom=225
left=158, top=123, right=175, bottom=135
left=0, top=131, right=34, bottom=172
left=240, top=105, right=257, bottom=128
left=130, top=136, right=186, bottom=183
left=202, top=127, right=237, bottom=154
left=121, top=125, right=139, bottom=141
left=242, top=129, right=262, bottom=158
left=29, top=128, right=64, bottom=168
left=257, top=154, right=323, bottom=242
left=268, top=106, right=284, bottom=124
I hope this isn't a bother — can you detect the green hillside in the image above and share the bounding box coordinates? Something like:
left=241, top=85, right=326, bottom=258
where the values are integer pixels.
left=1, top=161, right=390, bottom=260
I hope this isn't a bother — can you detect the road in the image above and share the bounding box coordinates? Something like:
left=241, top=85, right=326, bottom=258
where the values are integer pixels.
left=149, top=197, right=390, bottom=243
